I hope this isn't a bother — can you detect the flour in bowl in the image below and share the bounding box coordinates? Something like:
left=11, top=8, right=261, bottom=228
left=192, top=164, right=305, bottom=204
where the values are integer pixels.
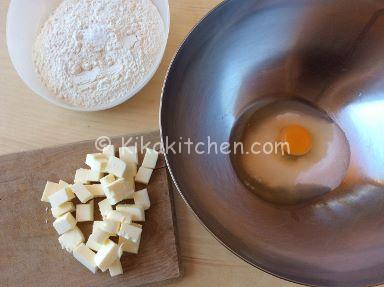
left=33, top=0, right=166, bottom=109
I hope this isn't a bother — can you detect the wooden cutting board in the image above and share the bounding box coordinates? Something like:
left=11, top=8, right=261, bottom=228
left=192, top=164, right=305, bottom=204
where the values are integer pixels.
left=0, top=132, right=181, bottom=287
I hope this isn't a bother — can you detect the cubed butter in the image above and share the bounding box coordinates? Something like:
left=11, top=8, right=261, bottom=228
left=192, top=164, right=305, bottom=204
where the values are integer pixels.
left=100, top=220, right=120, bottom=236
left=94, top=239, right=119, bottom=272
left=104, top=179, right=134, bottom=205
left=85, top=184, right=105, bottom=198
left=118, top=236, right=141, bottom=254
left=100, top=174, right=116, bottom=186
left=85, top=153, right=108, bottom=172
left=119, top=146, right=138, bottom=164
left=92, top=221, right=104, bottom=233
left=73, top=243, right=98, bottom=273
left=133, top=188, right=150, bottom=210
left=106, top=210, right=129, bottom=223
left=123, top=162, right=137, bottom=178
left=142, top=148, right=159, bottom=169
left=58, top=226, right=85, bottom=252
left=118, top=222, right=142, bottom=243
left=116, top=204, right=145, bottom=222
left=86, top=235, right=103, bottom=252
left=91, top=227, right=110, bottom=244
left=75, top=168, right=102, bottom=184
left=109, top=258, right=123, bottom=277
left=51, top=201, right=75, bottom=218
left=48, top=187, right=75, bottom=208
left=72, top=183, right=93, bottom=203
left=53, top=212, right=77, bottom=235
left=135, top=167, right=153, bottom=185
left=98, top=199, right=113, bottom=219
left=76, top=200, right=94, bottom=222
left=105, top=156, right=127, bottom=178
left=41, top=181, right=61, bottom=202
left=103, top=145, right=115, bottom=157
left=58, top=180, right=69, bottom=187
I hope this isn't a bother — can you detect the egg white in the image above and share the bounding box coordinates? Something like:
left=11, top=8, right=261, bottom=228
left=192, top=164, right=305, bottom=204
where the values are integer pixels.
left=240, top=111, right=350, bottom=193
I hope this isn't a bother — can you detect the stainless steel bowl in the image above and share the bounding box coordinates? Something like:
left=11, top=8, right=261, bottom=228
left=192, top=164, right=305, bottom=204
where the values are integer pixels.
left=160, top=0, right=384, bottom=286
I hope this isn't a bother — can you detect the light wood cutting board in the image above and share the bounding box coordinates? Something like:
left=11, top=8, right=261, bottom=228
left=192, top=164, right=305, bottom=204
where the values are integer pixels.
left=0, top=132, right=181, bottom=287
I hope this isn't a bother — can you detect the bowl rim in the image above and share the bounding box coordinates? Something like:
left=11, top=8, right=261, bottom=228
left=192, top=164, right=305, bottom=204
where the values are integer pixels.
left=6, top=0, right=170, bottom=112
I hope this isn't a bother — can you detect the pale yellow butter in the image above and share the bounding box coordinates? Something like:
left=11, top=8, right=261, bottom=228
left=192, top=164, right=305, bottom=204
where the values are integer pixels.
left=85, top=153, right=108, bottom=172
left=98, top=199, right=113, bottom=220
left=73, top=243, right=98, bottom=273
left=119, top=146, right=138, bottom=164
left=105, top=156, right=127, bottom=178
left=48, top=187, right=75, bottom=207
left=72, top=183, right=93, bottom=203
left=133, top=188, right=150, bottom=210
left=94, top=239, right=119, bottom=272
left=118, top=222, right=142, bottom=243
left=135, top=167, right=153, bottom=185
left=51, top=201, right=75, bottom=218
left=58, top=226, right=84, bottom=252
left=109, top=258, right=123, bottom=277
left=142, top=148, right=159, bottom=169
left=76, top=200, right=94, bottom=222
left=116, top=204, right=145, bottom=222
left=53, top=212, right=77, bottom=235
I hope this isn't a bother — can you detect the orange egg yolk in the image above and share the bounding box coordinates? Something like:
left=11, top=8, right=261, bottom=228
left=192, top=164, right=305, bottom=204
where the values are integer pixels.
left=279, top=125, right=313, bottom=156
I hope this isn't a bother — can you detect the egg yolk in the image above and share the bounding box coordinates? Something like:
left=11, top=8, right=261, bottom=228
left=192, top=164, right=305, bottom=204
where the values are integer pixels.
left=279, top=125, right=313, bottom=156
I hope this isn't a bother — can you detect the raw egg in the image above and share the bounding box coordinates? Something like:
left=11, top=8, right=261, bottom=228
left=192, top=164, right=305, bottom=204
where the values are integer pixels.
left=232, top=100, right=351, bottom=205
left=279, top=124, right=313, bottom=156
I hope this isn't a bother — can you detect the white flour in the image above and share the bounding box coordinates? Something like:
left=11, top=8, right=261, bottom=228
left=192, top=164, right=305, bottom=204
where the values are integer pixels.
left=33, top=0, right=166, bottom=108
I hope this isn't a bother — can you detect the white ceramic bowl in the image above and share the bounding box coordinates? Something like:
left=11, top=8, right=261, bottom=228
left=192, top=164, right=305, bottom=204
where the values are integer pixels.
left=6, top=0, right=170, bottom=112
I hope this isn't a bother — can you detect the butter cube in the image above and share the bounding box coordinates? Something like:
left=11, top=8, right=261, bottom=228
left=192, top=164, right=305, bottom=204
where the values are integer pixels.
left=133, top=188, right=150, bottom=210
left=48, top=187, right=75, bottom=208
left=85, top=153, right=108, bottom=172
left=58, top=180, right=69, bottom=187
left=98, top=199, right=113, bottom=219
left=73, top=243, right=98, bottom=273
left=135, top=167, right=153, bottom=185
left=119, top=147, right=138, bottom=178
left=118, top=236, right=141, bottom=254
left=76, top=200, right=94, bottom=222
left=119, top=146, right=138, bottom=164
left=51, top=201, right=75, bottom=218
left=58, top=226, right=85, bottom=252
left=142, top=148, right=159, bottom=169
left=85, top=184, right=105, bottom=198
left=116, top=204, right=145, bottom=222
left=53, top=212, right=77, bottom=235
left=109, top=258, right=123, bottom=277
left=106, top=210, right=130, bottom=223
left=72, top=183, right=93, bottom=203
left=91, top=227, right=110, bottom=244
left=103, top=145, right=115, bottom=157
left=104, top=179, right=134, bottom=205
left=41, top=181, right=61, bottom=202
left=123, top=162, right=137, bottom=178
left=75, top=168, right=102, bottom=184
left=105, top=156, right=127, bottom=178
left=118, top=222, right=142, bottom=243
left=87, top=227, right=110, bottom=251
left=95, top=239, right=119, bottom=272
left=92, top=221, right=104, bottom=233
left=86, top=236, right=102, bottom=252
left=100, top=220, right=120, bottom=236
left=100, top=174, right=116, bottom=186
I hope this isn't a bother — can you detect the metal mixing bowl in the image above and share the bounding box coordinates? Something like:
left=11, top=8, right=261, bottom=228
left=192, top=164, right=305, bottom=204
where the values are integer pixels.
left=160, top=0, right=384, bottom=286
